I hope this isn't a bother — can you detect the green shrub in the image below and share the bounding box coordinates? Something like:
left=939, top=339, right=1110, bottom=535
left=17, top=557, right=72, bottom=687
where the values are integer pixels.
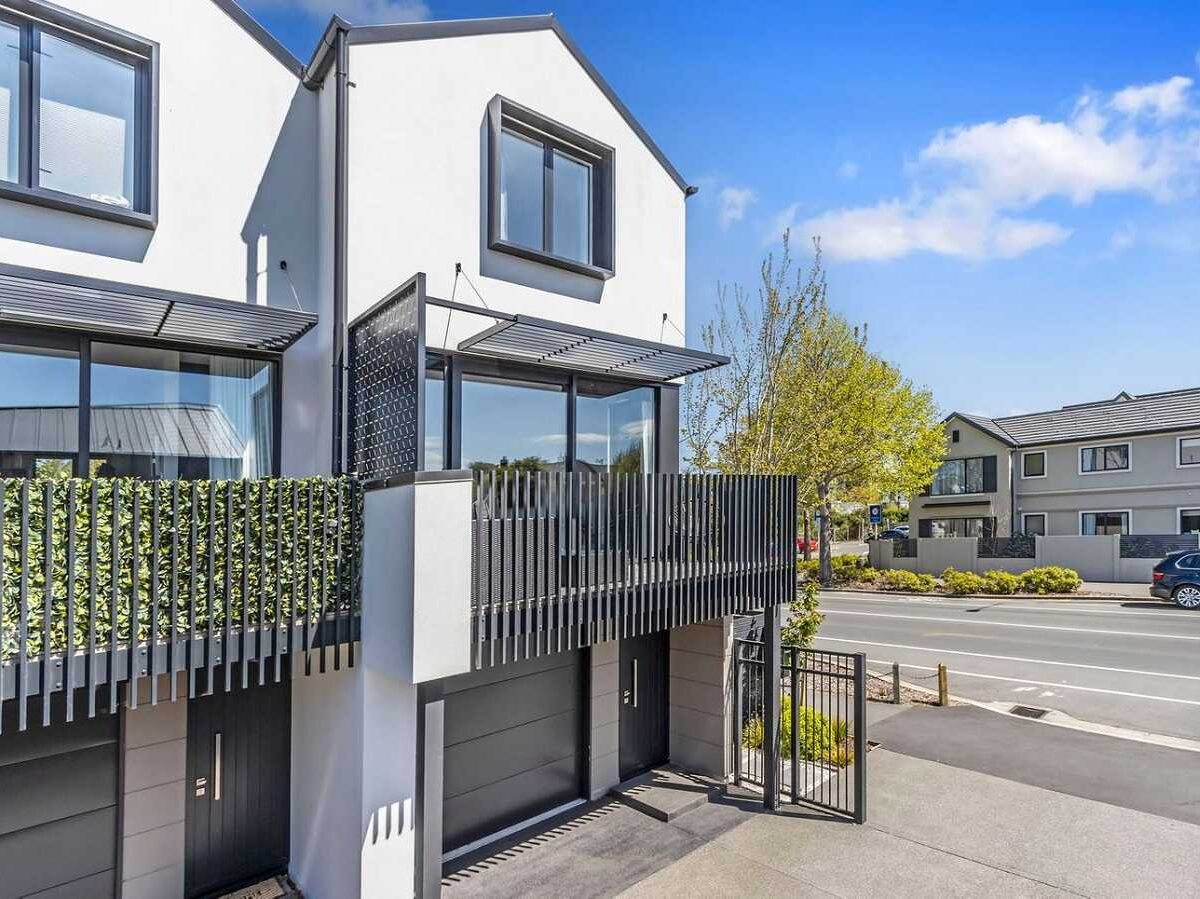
left=1019, top=565, right=1082, bottom=594
left=878, top=569, right=936, bottom=593
left=741, top=694, right=852, bottom=765
left=831, top=554, right=868, bottom=580
left=941, top=567, right=986, bottom=594
left=981, top=569, right=1021, bottom=595
left=797, top=558, right=820, bottom=580
left=852, top=566, right=878, bottom=584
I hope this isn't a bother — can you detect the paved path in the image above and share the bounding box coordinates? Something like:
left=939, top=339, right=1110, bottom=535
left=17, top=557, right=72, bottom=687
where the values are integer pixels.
left=623, top=747, right=1200, bottom=897
left=813, top=590, right=1200, bottom=740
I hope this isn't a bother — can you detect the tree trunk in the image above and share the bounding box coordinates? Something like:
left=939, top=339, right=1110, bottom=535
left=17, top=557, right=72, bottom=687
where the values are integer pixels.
left=802, top=511, right=811, bottom=562
left=818, top=483, right=834, bottom=585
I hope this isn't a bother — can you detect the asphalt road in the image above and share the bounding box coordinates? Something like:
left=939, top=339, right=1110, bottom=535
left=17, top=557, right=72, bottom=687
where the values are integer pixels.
left=813, top=591, right=1200, bottom=741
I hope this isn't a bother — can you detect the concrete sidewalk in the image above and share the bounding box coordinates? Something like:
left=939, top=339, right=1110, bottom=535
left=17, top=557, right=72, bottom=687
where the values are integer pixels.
left=621, top=749, right=1200, bottom=897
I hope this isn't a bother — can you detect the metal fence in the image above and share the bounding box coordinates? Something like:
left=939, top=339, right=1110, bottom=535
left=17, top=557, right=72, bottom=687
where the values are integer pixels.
left=348, top=273, right=426, bottom=481
left=892, top=538, right=917, bottom=558
left=977, top=536, right=1035, bottom=559
left=0, top=477, right=362, bottom=731
left=733, top=639, right=866, bottom=823
left=470, top=471, right=797, bottom=668
left=1120, top=534, right=1200, bottom=559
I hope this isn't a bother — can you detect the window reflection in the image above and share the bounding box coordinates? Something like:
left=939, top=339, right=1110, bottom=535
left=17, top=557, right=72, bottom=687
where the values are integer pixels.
left=461, top=373, right=566, bottom=474
left=91, top=343, right=274, bottom=479
left=1, top=21, right=18, bottom=184
left=575, top=380, right=655, bottom=474
left=0, top=341, right=80, bottom=478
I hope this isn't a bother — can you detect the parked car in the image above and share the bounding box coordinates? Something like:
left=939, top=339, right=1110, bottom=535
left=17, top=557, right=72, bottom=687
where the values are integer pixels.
left=796, top=536, right=818, bottom=553
left=879, top=528, right=910, bottom=540
left=1151, top=551, right=1200, bottom=609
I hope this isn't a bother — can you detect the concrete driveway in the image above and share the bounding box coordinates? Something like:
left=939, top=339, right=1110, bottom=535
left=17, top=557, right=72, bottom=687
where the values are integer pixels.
left=624, top=747, right=1200, bottom=897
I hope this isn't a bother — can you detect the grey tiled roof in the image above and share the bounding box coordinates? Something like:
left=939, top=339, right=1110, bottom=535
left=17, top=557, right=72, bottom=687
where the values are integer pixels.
left=952, top=388, right=1200, bottom=447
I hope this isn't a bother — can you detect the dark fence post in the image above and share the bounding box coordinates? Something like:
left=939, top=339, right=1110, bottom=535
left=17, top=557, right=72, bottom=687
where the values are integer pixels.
left=854, top=652, right=867, bottom=824
left=762, top=603, right=781, bottom=810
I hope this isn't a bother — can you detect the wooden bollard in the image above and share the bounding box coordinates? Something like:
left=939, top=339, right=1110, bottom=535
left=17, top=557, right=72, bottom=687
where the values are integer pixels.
left=892, top=661, right=901, bottom=704
left=937, top=663, right=949, bottom=707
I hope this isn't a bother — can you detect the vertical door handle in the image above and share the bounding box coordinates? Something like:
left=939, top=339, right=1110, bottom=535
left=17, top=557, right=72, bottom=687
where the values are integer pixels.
left=213, top=732, right=223, bottom=802
left=632, top=658, right=638, bottom=708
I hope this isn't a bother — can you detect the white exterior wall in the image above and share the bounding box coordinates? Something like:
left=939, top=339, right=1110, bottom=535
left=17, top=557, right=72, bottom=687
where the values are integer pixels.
left=345, top=30, right=687, bottom=347
left=0, top=0, right=329, bottom=476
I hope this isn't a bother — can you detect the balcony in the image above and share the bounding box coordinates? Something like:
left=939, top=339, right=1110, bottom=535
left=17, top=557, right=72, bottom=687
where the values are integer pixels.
left=470, top=470, right=797, bottom=668
left=0, top=477, right=361, bottom=729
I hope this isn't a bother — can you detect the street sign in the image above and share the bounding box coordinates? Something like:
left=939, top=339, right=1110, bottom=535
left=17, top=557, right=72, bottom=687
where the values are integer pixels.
left=869, top=503, right=883, bottom=525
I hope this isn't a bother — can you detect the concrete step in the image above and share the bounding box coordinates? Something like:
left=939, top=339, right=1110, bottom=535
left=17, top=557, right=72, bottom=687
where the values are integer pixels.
left=609, top=767, right=723, bottom=822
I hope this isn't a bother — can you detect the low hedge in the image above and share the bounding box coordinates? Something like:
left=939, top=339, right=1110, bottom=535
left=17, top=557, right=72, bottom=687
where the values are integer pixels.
left=797, top=554, right=877, bottom=585
left=941, top=567, right=986, bottom=595
left=1019, top=565, right=1082, bottom=594
left=879, top=569, right=937, bottom=593
left=982, top=569, right=1021, bottom=595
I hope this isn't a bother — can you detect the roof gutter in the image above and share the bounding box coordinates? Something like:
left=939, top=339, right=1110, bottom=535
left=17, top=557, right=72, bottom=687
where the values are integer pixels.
left=328, top=22, right=351, bottom=474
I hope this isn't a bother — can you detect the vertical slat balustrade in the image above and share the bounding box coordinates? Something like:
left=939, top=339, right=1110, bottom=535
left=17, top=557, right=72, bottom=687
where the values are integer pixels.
left=469, top=472, right=797, bottom=669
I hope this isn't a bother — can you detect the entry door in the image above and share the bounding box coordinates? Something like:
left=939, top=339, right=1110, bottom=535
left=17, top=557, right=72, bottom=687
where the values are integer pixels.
left=185, top=672, right=291, bottom=898
left=619, top=631, right=669, bottom=780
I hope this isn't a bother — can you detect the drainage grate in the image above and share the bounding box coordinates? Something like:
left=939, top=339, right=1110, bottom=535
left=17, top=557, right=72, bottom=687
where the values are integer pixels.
left=1009, top=704, right=1049, bottom=719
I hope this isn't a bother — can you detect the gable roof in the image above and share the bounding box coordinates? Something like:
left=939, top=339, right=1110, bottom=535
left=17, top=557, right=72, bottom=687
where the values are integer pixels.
left=947, top=412, right=1017, bottom=447
left=303, top=14, right=692, bottom=194
left=212, top=0, right=305, bottom=77
left=948, top=386, right=1200, bottom=447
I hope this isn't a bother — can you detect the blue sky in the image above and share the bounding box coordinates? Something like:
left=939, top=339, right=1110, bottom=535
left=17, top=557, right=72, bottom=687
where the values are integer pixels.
left=246, top=1, right=1200, bottom=419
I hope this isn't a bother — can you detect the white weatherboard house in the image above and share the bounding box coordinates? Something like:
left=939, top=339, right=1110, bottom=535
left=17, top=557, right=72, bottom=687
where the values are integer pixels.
left=0, top=3, right=797, bottom=897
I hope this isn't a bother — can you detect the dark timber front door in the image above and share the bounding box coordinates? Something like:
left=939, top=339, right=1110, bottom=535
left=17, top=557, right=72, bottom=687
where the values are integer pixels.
left=619, top=631, right=669, bottom=780
left=185, top=670, right=291, bottom=898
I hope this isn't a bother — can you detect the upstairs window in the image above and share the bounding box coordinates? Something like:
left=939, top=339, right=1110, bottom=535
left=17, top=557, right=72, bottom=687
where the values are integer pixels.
left=488, top=95, right=614, bottom=279
left=0, top=5, right=156, bottom=226
left=1080, top=442, right=1130, bottom=474
left=930, top=457, right=983, bottom=495
left=1179, top=436, right=1200, bottom=467
left=1022, top=450, right=1046, bottom=478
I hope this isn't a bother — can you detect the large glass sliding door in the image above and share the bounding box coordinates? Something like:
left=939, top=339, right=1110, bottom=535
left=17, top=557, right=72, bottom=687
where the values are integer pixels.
left=460, top=371, right=567, bottom=474
left=0, top=337, right=80, bottom=478
left=575, top=380, right=655, bottom=475
left=0, top=328, right=278, bottom=480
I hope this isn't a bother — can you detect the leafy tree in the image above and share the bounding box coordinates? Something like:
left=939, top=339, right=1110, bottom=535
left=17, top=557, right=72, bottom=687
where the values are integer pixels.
left=781, top=579, right=823, bottom=648
left=682, top=234, right=944, bottom=585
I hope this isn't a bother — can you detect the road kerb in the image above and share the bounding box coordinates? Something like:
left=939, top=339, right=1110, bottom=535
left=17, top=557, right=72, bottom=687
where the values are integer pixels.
left=871, top=664, right=1200, bottom=755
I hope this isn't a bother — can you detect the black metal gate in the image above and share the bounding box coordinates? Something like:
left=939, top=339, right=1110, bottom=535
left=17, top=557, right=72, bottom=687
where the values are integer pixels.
left=733, top=640, right=866, bottom=823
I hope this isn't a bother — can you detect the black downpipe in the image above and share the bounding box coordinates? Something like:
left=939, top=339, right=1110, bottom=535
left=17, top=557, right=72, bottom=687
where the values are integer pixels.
left=330, top=27, right=349, bottom=475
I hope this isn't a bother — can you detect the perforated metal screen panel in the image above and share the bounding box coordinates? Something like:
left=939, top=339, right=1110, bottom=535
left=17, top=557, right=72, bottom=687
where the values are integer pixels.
left=348, top=275, right=426, bottom=481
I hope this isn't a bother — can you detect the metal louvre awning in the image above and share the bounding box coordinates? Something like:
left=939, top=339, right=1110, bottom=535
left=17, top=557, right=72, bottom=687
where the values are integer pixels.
left=453, top=310, right=727, bottom=381
left=0, top=263, right=317, bottom=353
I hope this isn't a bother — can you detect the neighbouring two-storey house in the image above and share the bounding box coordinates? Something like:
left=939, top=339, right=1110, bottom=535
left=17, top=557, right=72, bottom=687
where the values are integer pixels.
left=0, top=3, right=795, bottom=898
left=911, top=389, right=1200, bottom=539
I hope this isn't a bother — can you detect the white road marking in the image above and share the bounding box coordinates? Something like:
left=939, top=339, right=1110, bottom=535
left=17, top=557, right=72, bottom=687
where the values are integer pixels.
left=825, top=592, right=1199, bottom=618
left=822, top=608, right=1200, bottom=641
left=817, top=637, right=1200, bottom=683
left=870, top=661, right=1200, bottom=708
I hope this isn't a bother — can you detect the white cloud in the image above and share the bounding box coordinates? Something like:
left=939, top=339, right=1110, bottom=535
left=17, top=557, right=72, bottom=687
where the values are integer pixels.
left=1109, top=223, right=1136, bottom=252
left=253, top=0, right=429, bottom=24
left=1110, top=76, right=1194, bottom=120
left=718, top=186, right=756, bottom=229
left=837, top=161, right=860, bottom=180
left=784, top=72, right=1200, bottom=262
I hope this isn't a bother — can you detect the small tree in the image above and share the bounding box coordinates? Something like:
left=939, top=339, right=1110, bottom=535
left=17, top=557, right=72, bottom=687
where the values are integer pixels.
left=781, top=580, right=823, bottom=648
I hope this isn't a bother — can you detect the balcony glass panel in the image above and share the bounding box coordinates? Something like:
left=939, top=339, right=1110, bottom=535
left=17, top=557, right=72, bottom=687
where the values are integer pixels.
left=461, top=372, right=565, bottom=474
left=1, top=21, right=17, bottom=184
left=575, top=380, right=654, bottom=474
left=425, top=355, right=445, bottom=471
left=0, top=341, right=80, bottom=478
left=90, top=343, right=274, bottom=479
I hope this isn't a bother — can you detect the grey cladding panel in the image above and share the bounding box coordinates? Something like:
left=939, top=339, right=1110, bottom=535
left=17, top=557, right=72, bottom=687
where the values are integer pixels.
left=0, top=808, right=117, bottom=899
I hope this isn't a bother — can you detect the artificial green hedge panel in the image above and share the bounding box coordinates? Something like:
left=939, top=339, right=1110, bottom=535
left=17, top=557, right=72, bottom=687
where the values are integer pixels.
left=1, top=477, right=362, bottom=661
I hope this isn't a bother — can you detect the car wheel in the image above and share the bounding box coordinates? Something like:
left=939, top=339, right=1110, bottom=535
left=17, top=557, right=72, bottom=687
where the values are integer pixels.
left=1173, top=585, right=1200, bottom=609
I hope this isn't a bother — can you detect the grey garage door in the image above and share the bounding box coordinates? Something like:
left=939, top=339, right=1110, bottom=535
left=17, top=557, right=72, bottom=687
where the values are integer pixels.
left=0, top=695, right=119, bottom=899
left=442, top=650, right=586, bottom=853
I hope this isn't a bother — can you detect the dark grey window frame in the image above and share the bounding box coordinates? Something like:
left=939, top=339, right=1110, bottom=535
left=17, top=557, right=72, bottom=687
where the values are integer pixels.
left=487, top=95, right=615, bottom=280
left=1080, top=442, right=1130, bottom=473
left=426, top=350, right=658, bottom=473
left=0, top=0, right=158, bottom=229
left=0, top=324, right=281, bottom=478
left=930, top=456, right=985, bottom=496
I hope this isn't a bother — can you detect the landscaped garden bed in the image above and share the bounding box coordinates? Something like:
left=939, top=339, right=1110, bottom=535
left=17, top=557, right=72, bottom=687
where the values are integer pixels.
left=800, top=555, right=1084, bottom=596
